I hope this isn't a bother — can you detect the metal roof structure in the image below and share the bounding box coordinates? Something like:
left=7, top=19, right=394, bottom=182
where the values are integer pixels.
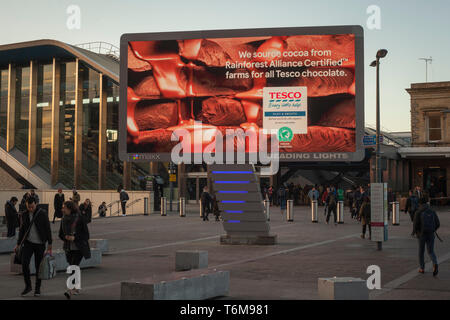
left=0, top=39, right=119, bottom=83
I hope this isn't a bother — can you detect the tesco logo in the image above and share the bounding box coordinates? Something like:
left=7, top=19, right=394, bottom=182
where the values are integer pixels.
left=269, top=92, right=302, bottom=99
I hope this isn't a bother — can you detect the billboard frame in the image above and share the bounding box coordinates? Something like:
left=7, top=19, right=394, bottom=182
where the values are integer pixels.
left=119, top=25, right=365, bottom=163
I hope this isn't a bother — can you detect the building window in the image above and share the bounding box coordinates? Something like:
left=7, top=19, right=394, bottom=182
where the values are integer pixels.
left=36, top=63, right=52, bottom=171
left=59, top=61, right=76, bottom=188
left=0, top=69, right=8, bottom=141
left=15, top=66, right=30, bottom=155
left=427, top=113, right=442, bottom=142
left=80, top=63, right=100, bottom=189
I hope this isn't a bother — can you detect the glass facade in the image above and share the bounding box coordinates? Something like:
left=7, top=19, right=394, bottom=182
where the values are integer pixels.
left=15, top=66, right=30, bottom=154
left=36, top=63, right=52, bottom=171
left=105, top=79, right=122, bottom=189
left=58, top=61, right=76, bottom=188
left=0, top=52, right=168, bottom=190
left=0, top=69, right=8, bottom=140
left=80, top=63, right=100, bottom=189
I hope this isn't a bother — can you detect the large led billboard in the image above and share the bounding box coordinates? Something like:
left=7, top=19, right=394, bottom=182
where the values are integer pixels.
left=119, top=26, right=364, bottom=162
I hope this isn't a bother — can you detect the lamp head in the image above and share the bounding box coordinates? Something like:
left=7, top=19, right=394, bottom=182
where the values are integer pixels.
left=376, top=49, right=388, bottom=58
left=370, top=60, right=377, bottom=67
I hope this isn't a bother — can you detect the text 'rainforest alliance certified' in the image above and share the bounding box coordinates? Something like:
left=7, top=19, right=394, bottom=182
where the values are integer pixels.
left=263, top=87, right=308, bottom=137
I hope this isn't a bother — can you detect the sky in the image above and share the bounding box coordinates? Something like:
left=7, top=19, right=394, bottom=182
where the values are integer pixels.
left=0, top=0, right=449, bottom=132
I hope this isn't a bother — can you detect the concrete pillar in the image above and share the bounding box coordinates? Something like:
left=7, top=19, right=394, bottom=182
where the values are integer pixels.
left=74, top=59, right=83, bottom=189
left=6, top=64, right=16, bottom=152
left=50, top=58, right=61, bottom=186
left=123, top=161, right=131, bottom=190
left=98, top=74, right=107, bottom=189
left=28, top=60, right=38, bottom=167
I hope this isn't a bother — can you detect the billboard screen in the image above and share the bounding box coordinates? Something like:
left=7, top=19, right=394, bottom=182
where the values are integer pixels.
left=119, top=26, right=364, bottom=162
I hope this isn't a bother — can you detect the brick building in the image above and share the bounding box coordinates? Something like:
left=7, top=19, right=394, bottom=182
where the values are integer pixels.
left=399, top=81, right=450, bottom=199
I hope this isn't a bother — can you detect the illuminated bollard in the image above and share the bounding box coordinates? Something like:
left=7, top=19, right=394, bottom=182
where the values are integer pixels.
left=311, top=200, right=318, bottom=223
left=337, top=201, right=344, bottom=224
left=287, top=200, right=294, bottom=222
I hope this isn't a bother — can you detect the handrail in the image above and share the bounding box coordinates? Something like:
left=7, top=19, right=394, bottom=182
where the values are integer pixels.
left=111, top=198, right=144, bottom=216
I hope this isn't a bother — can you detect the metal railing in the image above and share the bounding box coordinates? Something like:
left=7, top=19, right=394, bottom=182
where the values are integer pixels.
left=74, top=41, right=120, bottom=61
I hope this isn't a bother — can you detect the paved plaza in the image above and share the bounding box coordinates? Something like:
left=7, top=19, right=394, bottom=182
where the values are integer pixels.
left=0, top=204, right=449, bottom=300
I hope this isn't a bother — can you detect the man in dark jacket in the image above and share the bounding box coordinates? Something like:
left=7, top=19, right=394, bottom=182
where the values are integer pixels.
left=59, top=200, right=91, bottom=299
left=200, top=186, right=212, bottom=221
left=15, top=197, right=52, bottom=297
left=119, top=188, right=129, bottom=216
left=53, top=188, right=65, bottom=224
left=413, top=197, right=440, bottom=276
left=5, top=197, right=19, bottom=238
left=405, top=190, right=419, bottom=235
left=79, top=199, right=92, bottom=224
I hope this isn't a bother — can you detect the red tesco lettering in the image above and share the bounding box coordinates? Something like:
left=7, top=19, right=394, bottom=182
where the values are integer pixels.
left=269, top=92, right=302, bottom=99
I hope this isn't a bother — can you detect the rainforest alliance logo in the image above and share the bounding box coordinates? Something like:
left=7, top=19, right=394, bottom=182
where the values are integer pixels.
left=278, top=127, right=293, bottom=142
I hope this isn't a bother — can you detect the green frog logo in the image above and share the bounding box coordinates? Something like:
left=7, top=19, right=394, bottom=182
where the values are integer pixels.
left=278, top=127, right=293, bottom=142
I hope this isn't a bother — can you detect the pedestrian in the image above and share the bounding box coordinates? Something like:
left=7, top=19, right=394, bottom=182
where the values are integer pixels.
left=212, top=194, right=221, bottom=221
left=200, top=186, right=212, bottom=221
left=405, top=190, right=419, bottom=235
left=79, top=199, right=92, bottom=224
left=326, top=190, right=337, bottom=225
left=337, top=185, right=344, bottom=203
left=14, top=197, right=52, bottom=297
left=413, top=196, right=440, bottom=276
left=19, top=191, right=31, bottom=212
left=29, top=189, right=39, bottom=204
left=5, top=197, right=19, bottom=238
left=98, top=202, right=107, bottom=217
left=59, top=201, right=91, bottom=299
left=278, top=185, right=288, bottom=216
left=119, top=186, right=129, bottom=216
left=268, top=186, right=273, bottom=206
left=387, top=188, right=396, bottom=220
left=70, top=188, right=80, bottom=207
left=307, top=186, right=320, bottom=204
left=53, top=188, right=65, bottom=224
left=322, top=187, right=329, bottom=216
left=359, top=196, right=371, bottom=239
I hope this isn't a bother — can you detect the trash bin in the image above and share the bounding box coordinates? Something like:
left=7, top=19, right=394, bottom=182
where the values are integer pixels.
left=337, top=201, right=344, bottom=224
left=263, top=200, right=270, bottom=221
left=311, top=200, right=318, bottom=223
left=179, top=197, right=186, bottom=217
left=392, top=201, right=400, bottom=226
left=161, top=197, right=167, bottom=216
left=287, top=200, right=294, bottom=222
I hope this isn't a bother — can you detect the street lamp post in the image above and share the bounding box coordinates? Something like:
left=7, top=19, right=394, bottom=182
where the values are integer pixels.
left=370, top=49, right=388, bottom=251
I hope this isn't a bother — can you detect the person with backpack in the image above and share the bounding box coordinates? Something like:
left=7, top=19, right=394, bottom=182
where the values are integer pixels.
left=326, top=191, right=338, bottom=225
left=119, top=187, right=129, bottom=216
left=413, top=196, right=440, bottom=276
left=59, top=201, right=91, bottom=299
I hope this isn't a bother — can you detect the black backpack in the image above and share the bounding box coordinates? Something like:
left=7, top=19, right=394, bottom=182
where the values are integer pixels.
left=422, top=209, right=436, bottom=233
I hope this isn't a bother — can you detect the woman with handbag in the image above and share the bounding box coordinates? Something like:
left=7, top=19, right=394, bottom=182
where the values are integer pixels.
left=14, top=197, right=52, bottom=297
left=59, top=201, right=91, bottom=299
